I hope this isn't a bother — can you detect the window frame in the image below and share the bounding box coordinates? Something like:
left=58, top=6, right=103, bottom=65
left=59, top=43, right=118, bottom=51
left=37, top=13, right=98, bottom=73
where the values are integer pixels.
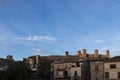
left=110, top=64, right=116, bottom=69
left=105, top=72, right=109, bottom=79
left=118, top=72, right=120, bottom=79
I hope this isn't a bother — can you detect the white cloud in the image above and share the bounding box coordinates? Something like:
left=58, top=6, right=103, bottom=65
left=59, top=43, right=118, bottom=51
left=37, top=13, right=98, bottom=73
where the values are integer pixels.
left=25, top=36, right=56, bottom=41
left=94, top=39, right=104, bottom=44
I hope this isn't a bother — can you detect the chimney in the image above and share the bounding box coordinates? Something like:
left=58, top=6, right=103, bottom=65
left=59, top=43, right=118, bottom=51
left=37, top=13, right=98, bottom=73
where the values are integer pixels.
left=106, top=50, right=110, bottom=58
left=94, top=49, right=98, bottom=58
left=77, top=51, right=81, bottom=56
left=65, top=51, right=69, bottom=56
left=82, top=49, right=87, bottom=57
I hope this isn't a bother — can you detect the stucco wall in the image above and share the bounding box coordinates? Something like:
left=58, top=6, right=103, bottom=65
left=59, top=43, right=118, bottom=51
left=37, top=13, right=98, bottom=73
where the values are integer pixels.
left=104, top=62, right=120, bottom=79
left=70, top=63, right=82, bottom=77
left=90, top=61, right=104, bottom=80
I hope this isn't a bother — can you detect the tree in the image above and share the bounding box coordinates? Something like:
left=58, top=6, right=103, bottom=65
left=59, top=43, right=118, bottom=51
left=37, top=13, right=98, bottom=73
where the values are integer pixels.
left=5, top=61, right=30, bottom=80
left=0, top=70, right=3, bottom=79
left=37, top=59, right=52, bottom=80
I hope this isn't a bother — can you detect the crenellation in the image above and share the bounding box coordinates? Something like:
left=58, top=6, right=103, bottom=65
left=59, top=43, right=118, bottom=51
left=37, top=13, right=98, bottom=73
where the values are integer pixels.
left=52, top=49, right=112, bottom=80
left=82, top=49, right=87, bottom=58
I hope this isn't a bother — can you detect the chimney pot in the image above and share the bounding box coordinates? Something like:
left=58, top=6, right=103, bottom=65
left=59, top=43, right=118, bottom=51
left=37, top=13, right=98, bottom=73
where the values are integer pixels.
left=65, top=51, right=69, bottom=56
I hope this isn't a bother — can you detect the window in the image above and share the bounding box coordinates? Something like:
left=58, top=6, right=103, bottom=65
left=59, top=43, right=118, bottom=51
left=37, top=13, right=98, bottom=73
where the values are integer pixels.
left=64, top=71, right=68, bottom=76
left=110, top=64, right=116, bottom=69
left=95, top=65, right=99, bottom=71
left=76, top=62, right=80, bottom=67
left=105, top=72, right=109, bottom=79
left=71, top=65, right=75, bottom=68
left=118, top=72, right=120, bottom=79
left=74, top=71, right=77, bottom=76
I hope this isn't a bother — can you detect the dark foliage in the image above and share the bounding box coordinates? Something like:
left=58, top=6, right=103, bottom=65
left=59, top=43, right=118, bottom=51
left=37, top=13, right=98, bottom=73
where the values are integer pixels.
left=5, top=61, right=30, bottom=80
left=36, top=59, right=52, bottom=80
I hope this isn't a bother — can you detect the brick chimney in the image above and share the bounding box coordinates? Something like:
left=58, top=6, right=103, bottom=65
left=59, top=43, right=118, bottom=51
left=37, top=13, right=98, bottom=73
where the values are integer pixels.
left=106, top=50, right=110, bottom=58
left=94, top=49, right=98, bottom=58
left=65, top=51, right=69, bottom=57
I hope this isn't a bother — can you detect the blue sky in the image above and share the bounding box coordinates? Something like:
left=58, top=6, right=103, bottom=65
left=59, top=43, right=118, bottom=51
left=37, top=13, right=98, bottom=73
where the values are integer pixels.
left=0, top=0, right=120, bottom=60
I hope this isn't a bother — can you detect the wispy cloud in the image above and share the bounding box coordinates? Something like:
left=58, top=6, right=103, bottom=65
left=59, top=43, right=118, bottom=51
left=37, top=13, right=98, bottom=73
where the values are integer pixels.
left=24, top=36, right=56, bottom=41
left=94, top=39, right=104, bottom=44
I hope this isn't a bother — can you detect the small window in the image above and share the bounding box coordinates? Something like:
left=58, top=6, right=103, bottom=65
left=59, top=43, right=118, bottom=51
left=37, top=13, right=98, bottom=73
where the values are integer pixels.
left=64, top=71, right=68, bottom=76
left=105, top=72, right=109, bottom=79
left=118, top=72, right=120, bottom=79
left=95, top=65, right=99, bottom=71
left=76, top=62, right=80, bottom=67
left=74, top=71, right=77, bottom=76
left=110, top=64, right=116, bottom=69
left=71, top=65, right=75, bottom=68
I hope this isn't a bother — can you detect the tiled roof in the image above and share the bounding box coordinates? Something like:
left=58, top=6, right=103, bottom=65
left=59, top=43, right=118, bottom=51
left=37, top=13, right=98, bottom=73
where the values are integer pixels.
left=54, top=56, right=77, bottom=64
left=54, top=53, right=107, bottom=64
left=105, top=56, right=120, bottom=62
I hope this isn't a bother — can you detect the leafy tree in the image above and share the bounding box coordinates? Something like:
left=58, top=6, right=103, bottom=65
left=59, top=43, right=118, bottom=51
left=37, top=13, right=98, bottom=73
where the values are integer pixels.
left=37, top=59, right=52, bottom=80
left=5, top=61, right=30, bottom=80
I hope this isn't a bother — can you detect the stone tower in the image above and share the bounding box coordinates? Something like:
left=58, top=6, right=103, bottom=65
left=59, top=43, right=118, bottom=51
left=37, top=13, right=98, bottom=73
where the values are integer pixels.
left=82, top=49, right=87, bottom=57
left=36, top=55, right=39, bottom=65
left=94, top=49, right=98, bottom=58
left=106, top=50, right=110, bottom=58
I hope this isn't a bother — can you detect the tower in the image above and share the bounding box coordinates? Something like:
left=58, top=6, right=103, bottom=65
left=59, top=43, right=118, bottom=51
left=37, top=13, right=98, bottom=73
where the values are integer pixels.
left=65, top=51, right=69, bottom=57
left=82, top=49, right=87, bottom=57
left=94, top=49, right=98, bottom=58
left=106, top=50, right=110, bottom=58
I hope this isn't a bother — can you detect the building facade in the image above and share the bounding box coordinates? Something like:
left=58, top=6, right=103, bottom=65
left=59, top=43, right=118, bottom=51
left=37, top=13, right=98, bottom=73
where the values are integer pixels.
left=52, top=49, right=110, bottom=80
left=90, top=60, right=104, bottom=80
left=89, top=49, right=108, bottom=80
left=25, top=55, right=40, bottom=71
left=104, top=56, right=120, bottom=80
left=53, top=59, right=85, bottom=80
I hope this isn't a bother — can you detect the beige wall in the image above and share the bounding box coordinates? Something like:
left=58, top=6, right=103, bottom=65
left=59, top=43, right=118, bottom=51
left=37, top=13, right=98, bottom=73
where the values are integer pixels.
left=53, top=62, right=83, bottom=79
left=53, top=63, right=72, bottom=79
left=90, top=61, right=104, bottom=80
left=70, top=63, right=82, bottom=77
left=54, top=63, right=71, bottom=70
left=104, top=62, right=120, bottom=79
left=57, top=71, right=63, bottom=78
left=104, top=62, right=120, bottom=69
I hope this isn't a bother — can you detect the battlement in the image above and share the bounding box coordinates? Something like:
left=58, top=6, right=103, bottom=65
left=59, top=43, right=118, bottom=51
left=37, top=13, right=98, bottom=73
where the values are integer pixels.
left=75, top=49, right=110, bottom=59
